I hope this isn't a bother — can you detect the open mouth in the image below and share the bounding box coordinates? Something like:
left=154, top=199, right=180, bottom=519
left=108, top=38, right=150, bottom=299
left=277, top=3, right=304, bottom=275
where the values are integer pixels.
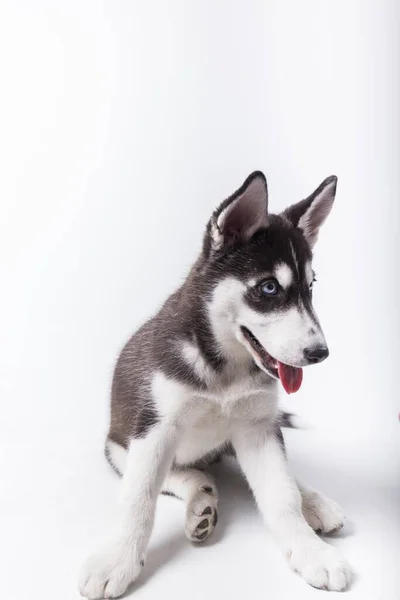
left=240, top=326, right=303, bottom=394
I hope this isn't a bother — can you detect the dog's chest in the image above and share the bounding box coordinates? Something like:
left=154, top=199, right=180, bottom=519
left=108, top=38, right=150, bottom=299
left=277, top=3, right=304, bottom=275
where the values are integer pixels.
left=174, top=369, right=278, bottom=465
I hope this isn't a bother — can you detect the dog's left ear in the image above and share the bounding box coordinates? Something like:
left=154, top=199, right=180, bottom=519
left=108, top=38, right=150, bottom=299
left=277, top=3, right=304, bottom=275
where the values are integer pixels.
left=284, top=176, right=337, bottom=248
left=208, top=171, right=268, bottom=251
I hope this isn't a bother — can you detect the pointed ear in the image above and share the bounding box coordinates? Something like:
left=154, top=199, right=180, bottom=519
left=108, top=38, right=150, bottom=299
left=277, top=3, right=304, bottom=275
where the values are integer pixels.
left=209, top=171, right=268, bottom=250
left=284, top=176, right=337, bottom=248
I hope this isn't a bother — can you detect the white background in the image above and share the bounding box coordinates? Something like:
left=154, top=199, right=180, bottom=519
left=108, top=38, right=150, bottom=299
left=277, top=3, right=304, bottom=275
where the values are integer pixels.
left=0, top=1, right=399, bottom=599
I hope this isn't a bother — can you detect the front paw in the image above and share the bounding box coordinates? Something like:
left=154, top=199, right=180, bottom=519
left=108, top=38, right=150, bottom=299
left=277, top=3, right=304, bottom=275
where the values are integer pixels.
left=79, top=550, right=143, bottom=599
left=287, top=538, right=351, bottom=591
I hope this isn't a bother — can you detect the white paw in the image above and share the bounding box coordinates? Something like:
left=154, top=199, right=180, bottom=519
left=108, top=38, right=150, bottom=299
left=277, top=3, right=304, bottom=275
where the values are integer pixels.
left=302, top=489, right=345, bottom=534
left=185, top=484, right=219, bottom=543
left=287, top=538, right=351, bottom=591
left=79, top=550, right=142, bottom=599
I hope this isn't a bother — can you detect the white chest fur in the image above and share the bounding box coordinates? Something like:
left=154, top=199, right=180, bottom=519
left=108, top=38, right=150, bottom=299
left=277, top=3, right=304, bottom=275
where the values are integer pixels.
left=152, top=367, right=279, bottom=466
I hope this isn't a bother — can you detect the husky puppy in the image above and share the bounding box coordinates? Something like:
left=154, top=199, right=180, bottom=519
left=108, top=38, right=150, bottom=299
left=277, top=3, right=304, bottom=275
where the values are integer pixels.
left=79, top=172, right=350, bottom=599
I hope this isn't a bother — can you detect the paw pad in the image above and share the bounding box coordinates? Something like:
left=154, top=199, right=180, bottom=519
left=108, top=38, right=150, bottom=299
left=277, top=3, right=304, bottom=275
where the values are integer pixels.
left=189, top=507, right=218, bottom=542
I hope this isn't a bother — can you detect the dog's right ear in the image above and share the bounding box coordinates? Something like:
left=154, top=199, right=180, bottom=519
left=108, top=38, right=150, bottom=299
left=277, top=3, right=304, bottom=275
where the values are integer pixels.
left=206, top=171, right=268, bottom=253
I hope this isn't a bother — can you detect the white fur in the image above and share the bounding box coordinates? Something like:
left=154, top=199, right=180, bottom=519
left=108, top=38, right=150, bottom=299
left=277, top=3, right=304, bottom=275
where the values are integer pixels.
left=163, top=467, right=217, bottom=501
left=152, top=370, right=189, bottom=419
left=274, top=263, right=293, bottom=288
left=233, top=425, right=351, bottom=591
left=152, top=369, right=277, bottom=466
left=181, top=340, right=214, bottom=385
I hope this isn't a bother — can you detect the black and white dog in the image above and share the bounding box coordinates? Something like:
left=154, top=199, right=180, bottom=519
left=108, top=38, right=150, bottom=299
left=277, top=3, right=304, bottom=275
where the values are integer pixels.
left=79, top=172, right=351, bottom=599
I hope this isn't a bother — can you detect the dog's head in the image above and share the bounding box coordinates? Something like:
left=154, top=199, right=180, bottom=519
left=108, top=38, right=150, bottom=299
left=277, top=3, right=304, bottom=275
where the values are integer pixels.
left=202, top=171, right=337, bottom=393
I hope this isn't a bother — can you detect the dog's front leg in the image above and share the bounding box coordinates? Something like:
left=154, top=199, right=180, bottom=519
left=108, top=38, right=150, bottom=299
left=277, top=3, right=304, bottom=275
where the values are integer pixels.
left=233, top=424, right=351, bottom=591
left=79, top=421, right=179, bottom=600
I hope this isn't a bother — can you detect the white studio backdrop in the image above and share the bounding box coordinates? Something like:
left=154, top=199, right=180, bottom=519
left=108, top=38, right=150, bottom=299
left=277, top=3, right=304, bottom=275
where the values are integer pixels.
left=0, top=2, right=399, bottom=600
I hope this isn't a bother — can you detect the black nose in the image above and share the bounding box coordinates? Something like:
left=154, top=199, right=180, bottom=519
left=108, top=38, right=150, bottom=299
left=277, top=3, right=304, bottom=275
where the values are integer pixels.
left=304, top=345, right=329, bottom=364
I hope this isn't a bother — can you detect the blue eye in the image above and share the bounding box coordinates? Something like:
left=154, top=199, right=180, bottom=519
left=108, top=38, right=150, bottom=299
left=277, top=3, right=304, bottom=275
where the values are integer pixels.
left=260, top=280, right=278, bottom=295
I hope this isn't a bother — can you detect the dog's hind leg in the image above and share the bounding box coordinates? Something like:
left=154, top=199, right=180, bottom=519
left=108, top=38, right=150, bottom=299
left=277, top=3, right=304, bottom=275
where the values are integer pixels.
left=299, top=483, right=345, bottom=534
left=162, top=467, right=219, bottom=543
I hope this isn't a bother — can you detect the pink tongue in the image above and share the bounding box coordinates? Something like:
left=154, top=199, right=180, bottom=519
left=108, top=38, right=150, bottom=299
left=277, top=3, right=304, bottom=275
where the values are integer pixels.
left=277, top=362, right=303, bottom=394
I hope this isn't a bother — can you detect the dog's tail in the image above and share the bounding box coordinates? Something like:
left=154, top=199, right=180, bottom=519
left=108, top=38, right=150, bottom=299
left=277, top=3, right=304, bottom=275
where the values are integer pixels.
left=278, top=411, right=308, bottom=429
